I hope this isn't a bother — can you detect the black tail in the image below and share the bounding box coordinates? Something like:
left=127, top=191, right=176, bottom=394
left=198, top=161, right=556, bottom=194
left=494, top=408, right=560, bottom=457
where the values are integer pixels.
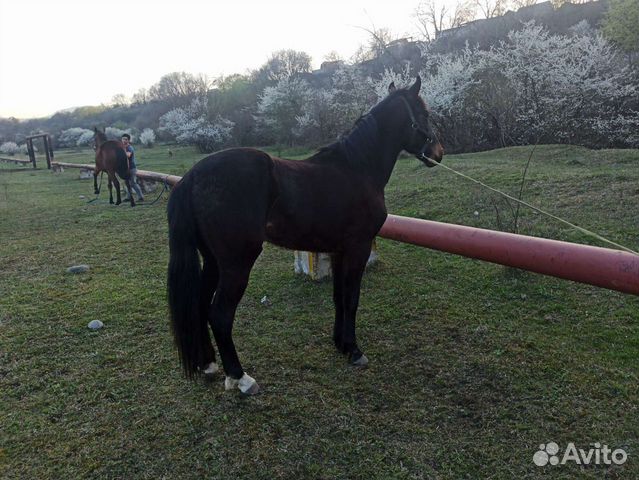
left=167, top=175, right=206, bottom=377
left=115, top=148, right=130, bottom=179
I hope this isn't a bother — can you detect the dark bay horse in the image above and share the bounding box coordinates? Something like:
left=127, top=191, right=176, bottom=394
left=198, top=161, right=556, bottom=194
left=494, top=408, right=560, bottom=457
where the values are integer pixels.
left=167, top=77, right=444, bottom=395
left=93, top=128, right=135, bottom=206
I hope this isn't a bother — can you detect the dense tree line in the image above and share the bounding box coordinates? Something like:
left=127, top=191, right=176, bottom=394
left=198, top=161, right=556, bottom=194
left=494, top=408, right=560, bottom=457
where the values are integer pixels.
left=1, top=1, right=637, bottom=154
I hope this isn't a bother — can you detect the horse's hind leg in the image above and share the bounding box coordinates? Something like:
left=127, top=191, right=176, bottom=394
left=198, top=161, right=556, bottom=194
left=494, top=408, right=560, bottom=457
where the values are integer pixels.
left=211, top=248, right=262, bottom=395
left=199, top=248, right=220, bottom=376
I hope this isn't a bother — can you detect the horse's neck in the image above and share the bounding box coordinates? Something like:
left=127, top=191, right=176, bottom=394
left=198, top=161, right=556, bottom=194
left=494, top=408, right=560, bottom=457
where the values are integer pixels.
left=339, top=116, right=379, bottom=167
left=343, top=112, right=404, bottom=189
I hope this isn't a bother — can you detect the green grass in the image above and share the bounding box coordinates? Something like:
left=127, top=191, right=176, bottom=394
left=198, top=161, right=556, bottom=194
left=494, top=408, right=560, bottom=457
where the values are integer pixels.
left=1, top=144, right=638, bottom=479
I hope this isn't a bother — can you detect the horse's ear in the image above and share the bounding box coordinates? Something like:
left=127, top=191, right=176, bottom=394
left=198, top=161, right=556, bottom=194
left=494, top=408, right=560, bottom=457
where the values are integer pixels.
left=93, top=126, right=98, bottom=133
left=409, top=76, right=421, bottom=96
left=388, top=82, right=396, bottom=93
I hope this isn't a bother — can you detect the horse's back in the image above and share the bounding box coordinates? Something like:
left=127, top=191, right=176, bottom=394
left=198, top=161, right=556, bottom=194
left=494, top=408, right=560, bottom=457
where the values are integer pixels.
left=189, top=148, right=275, bottom=202
left=265, top=156, right=387, bottom=252
left=186, top=148, right=277, bottom=254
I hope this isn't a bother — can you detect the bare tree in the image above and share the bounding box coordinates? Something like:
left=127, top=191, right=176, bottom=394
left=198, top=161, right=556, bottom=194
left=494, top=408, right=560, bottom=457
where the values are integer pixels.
left=511, top=0, right=539, bottom=8
left=367, top=27, right=395, bottom=57
left=110, top=93, right=130, bottom=107
left=551, top=0, right=595, bottom=6
left=260, top=50, right=313, bottom=82
left=474, top=0, right=508, bottom=18
left=148, top=72, right=212, bottom=106
left=323, top=51, right=343, bottom=63
left=131, top=88, right=149, bottom=105
left=415, top=0, right=477, bottom=41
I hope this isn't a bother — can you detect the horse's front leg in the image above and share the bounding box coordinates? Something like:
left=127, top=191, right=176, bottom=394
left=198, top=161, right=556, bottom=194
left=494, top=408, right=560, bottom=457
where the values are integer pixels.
left=337, top=242, right=371, bottom=367
left=331, top=252, right=345, bottom=350
left=93, top=171, right=100, bottom=194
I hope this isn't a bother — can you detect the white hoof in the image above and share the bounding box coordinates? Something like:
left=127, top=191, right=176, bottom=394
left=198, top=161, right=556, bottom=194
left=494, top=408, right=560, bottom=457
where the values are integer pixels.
left=351, top=353, right=369, bottom=367
left=225, top=373, right=259, bottom=395
left=203, top=362, right=219, bottom=375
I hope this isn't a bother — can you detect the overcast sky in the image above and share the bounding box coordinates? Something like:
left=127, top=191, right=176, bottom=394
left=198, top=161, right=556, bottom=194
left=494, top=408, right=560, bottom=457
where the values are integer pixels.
left=0, top=0, right=434, bottom=119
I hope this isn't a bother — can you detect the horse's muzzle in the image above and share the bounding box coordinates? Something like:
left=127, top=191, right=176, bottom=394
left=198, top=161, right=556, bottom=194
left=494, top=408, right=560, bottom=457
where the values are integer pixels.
left=419, top=143, right=444, bottom=167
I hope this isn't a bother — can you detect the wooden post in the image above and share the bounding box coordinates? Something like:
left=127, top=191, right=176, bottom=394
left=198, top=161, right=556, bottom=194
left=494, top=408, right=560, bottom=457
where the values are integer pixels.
left=43, top=135, right=53, bottom=169
left=26, top=139, right=36, bottom=168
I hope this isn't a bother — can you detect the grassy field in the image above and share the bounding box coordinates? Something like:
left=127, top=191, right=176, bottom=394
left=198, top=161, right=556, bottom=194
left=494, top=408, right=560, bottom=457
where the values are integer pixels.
left=1, top=144, right=638, bottom=479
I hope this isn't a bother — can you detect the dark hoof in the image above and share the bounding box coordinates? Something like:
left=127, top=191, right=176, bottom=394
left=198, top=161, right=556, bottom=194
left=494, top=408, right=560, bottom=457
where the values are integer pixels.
left=130, top=202, right=136, bottom=207
left=115, top=201, right=121, bottom=205
left=349, top=352, right=369, bottom=368
left=94, top=190, right=99, bottom=195
left=109, top=200, right=114, bottom=205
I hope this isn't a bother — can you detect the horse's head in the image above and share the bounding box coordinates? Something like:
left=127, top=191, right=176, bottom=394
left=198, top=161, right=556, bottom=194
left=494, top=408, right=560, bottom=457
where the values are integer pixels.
left=93, top=126, right=107, bottom=150
left=389, top=77, right=444, bottom=167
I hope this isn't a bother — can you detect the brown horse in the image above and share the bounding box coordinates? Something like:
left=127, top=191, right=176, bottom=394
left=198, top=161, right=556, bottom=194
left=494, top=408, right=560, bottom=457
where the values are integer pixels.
left=167, top=77, right=444, bottom=395
left=93, top=127, right=135, bottom=206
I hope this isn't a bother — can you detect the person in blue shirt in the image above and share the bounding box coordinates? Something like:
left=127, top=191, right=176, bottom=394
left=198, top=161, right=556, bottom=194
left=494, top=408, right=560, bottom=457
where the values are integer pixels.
left=121, top=133, right=145, bottom=202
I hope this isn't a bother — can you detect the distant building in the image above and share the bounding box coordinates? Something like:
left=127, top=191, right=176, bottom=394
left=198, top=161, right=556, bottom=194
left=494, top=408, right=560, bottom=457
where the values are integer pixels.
left=433, top=1, right=608, bottom=52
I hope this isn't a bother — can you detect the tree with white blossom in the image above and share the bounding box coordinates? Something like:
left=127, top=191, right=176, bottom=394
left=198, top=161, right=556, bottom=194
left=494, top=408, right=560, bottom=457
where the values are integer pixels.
left=256, top=76, right=315, bottom=146
left=0, top=141, right=20, bottom=155
left=418, top=22, right=639, bottom=150
left=57, top=128, right=93, bottom=148
left=76, top=130, right=95, bottom=147
left=159, top=97, right=234, bottom=153
left=139, top=128, right=156, bottom=148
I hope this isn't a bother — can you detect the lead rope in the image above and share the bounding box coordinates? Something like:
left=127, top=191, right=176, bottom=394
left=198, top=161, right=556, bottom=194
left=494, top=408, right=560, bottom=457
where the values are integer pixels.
left=146, top=179, right=170, bottom=206
left=422, top=156, right=639, bottom=256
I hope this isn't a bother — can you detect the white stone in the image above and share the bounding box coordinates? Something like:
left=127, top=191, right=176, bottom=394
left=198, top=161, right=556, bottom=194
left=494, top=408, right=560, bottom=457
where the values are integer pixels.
left=88, top=320, right=103, bottom=330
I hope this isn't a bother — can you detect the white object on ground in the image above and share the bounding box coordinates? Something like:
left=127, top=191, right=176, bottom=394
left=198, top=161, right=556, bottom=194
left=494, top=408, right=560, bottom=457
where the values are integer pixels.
left=88, top=320, right=103, bottom=330
left=225, top=373, right=259, bottom=394
left=203, top=362, right=219, bottom=375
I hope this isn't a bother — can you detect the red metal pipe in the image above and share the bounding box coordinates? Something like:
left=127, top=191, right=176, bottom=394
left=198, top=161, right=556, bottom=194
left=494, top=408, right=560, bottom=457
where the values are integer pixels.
left=52, top=162, right=639, bottom=295
left=379, top=214, right=639, bottom=296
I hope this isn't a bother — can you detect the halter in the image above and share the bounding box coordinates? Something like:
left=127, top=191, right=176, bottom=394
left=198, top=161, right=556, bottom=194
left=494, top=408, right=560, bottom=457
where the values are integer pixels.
left=399, top=95, right=434, bottom=160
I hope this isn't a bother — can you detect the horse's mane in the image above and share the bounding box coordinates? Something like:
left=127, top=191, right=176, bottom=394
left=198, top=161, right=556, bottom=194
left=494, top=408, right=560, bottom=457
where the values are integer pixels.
left=311, top=113, right=380, bottom=167
left=310, top=89, right=411, bottom=168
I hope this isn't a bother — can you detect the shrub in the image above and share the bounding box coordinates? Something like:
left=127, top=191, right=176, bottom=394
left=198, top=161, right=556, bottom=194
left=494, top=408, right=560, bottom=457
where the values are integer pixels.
left=0, top=141, right=20, bottom=155
left=159, top=98, right=234, bottom=153
left=105, top=127, right=131, bottom=141
left=139, top=128, right=156, bottom=147
left=76, top=130, right=95, bottom=147
left=57, top=128, right=93, bottom=148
